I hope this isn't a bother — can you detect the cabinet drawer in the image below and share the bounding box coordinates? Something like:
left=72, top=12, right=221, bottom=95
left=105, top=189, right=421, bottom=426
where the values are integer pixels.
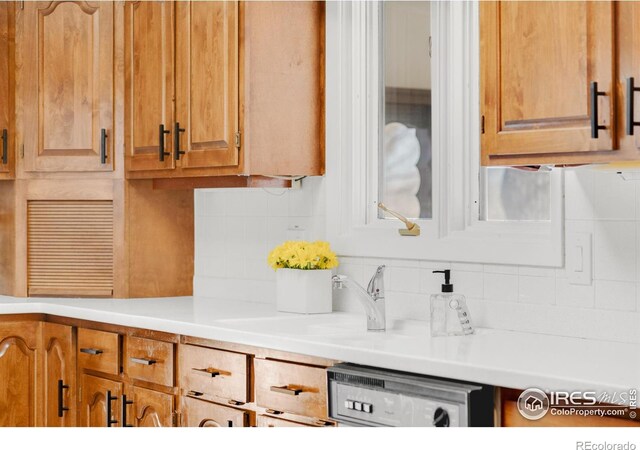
left=179, top=345, right=250, bottom=403
left=78, top=328, right=119, bottom=375
left=182, top=396, right=249, bottom=427
left=254, top=358, right=328, bottom=419
left=124, top=336, right=174, bottom=387
left=257, top=415, right=309, bottom=427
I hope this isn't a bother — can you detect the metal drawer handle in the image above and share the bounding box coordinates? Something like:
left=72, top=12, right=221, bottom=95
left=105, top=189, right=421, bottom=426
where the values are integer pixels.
left=122, top=394, right=134, bottom=427
left=192, top=367, right=226, bottom=377
left=130, top=357, right=156, bottom=366
left=626, top=77, right=640, bottom=135
left=80, top=348, right=103, bottom=355
left=100, top=128, right=108, bottom=164
left=106, top=390, right=118, bottom=427
left=270, top=385, right=303, bottom=396
left=590, top=81, right=608, bottom=139
left=159, top=124, right=170, bottom=161
left=57, top=379, right=69, bottom=418
left=187, top=390, right=204, bottom=397
left=1, top=129, right=7, bottom=165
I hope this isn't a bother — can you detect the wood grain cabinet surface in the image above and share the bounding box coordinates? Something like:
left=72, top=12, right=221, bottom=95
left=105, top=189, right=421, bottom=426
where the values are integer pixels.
left=80, top=374, right=123, bottom=427
left=0, top=321, right=39, bottom=427
left=127, top=385, right=174, bottom=427
left=481, top=0, right=640, bottom=166
left=126, top=0, right=324, bottom=182
left=0, top=1, right=14, bottom=178
left=41, top=322, right=76, bottom=427
left=181, top=396, right=249, bottom=427
left=17, top=1, right=115, bottom=173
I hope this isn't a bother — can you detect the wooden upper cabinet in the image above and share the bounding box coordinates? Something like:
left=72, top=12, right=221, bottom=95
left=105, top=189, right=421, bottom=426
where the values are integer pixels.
left=618, top=1, right=640, bottom=156
left=481, top=1, right=616, bottom=165
left=175, top=1, right=239, bottom=170
left=17, top=1, right=114, bottom=173
left=0, top=1, right=14, bottom=177
left=41, top=323, right=76, bottom=427
left=125, top=0, right=175, bottom=172
left=0, top=321, right=38, bottom=427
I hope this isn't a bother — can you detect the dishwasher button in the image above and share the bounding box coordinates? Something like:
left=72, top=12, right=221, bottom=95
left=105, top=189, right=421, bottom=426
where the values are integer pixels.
left=345, top=400, right=354, bottom=410
left=354, top=402, right=363, bottom=411
left=363, top=403, right=373, bottom=413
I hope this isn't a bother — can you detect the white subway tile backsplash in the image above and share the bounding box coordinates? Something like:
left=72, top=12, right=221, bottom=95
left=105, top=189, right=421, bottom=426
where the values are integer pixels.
left=564, top=169, right=595, bottom=220
left=555, top=276, right=595, bottom=309
left=593, top=171, right=636, bottom=220
left=594, top=221, right=636, bottom=282
left=389, top=266, right=420, bottom=293
left=595, top=280, right=636, bottom=311
left=193, top=168, right=640, bottom=344
left=483, top=273, right=518, bottom=302
left=518, top=275, right=555, bottom=305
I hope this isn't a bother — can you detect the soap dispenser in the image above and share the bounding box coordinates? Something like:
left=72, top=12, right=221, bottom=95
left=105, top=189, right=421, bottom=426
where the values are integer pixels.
left=430, top=270, right=474, bottom=337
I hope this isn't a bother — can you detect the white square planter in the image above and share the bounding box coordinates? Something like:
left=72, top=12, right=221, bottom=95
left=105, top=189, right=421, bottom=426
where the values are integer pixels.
left=276, top=268, right=332, bottom=314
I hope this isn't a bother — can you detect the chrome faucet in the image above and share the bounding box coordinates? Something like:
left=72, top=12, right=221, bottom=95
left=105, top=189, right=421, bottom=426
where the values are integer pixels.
left=332, top=265, right=386, bottom=331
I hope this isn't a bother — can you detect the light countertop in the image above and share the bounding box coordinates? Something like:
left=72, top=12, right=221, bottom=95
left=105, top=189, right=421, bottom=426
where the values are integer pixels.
left=0, top=295, right=637, bottom=400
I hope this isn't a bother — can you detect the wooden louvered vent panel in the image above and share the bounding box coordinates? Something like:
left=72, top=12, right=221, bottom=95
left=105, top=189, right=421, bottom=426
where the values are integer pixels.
left=27, top=201, right=114, bottom=297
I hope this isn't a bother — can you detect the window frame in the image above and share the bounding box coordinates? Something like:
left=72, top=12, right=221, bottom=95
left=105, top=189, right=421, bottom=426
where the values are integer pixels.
left=325, top=1, right=564, bottom=267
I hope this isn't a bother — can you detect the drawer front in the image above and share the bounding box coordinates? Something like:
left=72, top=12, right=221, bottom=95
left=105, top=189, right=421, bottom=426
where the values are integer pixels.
left=254, top=358, right=328, bottom=419
left=78, top=328, right=119, bottom=375
left=182, top=396, right=248, bottom=427
left=179, top=345, right=249, bottom=403
left=257, top=415, right=309, bottom=427
left=124, top=336, right=174, bottom=387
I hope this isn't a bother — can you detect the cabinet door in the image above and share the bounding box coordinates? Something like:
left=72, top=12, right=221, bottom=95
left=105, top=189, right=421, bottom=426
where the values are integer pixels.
left=181, top=396, right=248, bottom=427
left=0, top=321, right=38, bottom=427
left=18, top=1, right=114, bottom=172
left=175, top=1, right=239, bottom=170
left=481, top=1, right=616, bottom=165
left=127, top=386, right=173, bottom=427
left=42, top=323, right=76, bottom=427
left=125, top=1, right=175, bottom=172
left=618, top=1, right=640, bottom=155
left=80, top=374, right=122, bottom=427
left=0, top=2, right=14, bottom=177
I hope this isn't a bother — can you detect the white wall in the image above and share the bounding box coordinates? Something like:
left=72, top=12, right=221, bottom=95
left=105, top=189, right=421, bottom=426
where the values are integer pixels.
left=194, top=170, right=640, bottom=345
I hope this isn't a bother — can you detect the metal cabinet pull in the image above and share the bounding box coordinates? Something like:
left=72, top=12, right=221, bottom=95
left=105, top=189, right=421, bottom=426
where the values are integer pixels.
left=187, top=390, right=204, bottom=397
left=130, top=357, right=156, bottom=366
left=1, top=129, right=7, bottom=165
left=590, top=81, right=608, bottom=139
left=57, top=379, right=69, bottom=418
left=80, top=348, right=103, bottom=355
left=192, top=367, right=223, bottom=377
left=270, top=385, right=303, bottom=396
left=158, top=124, right=171, bottom=161
left=100, top=128, right=108, bottom=164
left=106, top=390, right=118, bottom=427
left=626, top=77, right=640, bottom=135
left=122, top=394, right=133, bottom=427
left=174, top=122, right=185, bottom=160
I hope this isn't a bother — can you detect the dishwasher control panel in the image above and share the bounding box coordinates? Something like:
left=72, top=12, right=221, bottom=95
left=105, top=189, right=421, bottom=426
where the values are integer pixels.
left=328, top=363, right=494, bottom=427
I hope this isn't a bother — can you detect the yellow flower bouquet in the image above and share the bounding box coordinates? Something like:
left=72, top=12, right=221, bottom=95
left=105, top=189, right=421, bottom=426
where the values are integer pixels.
left=268, top=241, right=339, bottom=271
left=268, top=241, right=338, bottom=314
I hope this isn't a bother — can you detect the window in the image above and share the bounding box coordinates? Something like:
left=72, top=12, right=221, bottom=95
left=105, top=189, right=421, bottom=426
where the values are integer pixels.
left=326, top=2, right=563, bottom=267
left=380, top=1, right=432, bottom=220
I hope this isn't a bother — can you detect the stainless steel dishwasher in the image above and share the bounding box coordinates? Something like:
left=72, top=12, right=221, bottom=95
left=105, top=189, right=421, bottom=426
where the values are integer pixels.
left=328, top=363, right=494, bottom=427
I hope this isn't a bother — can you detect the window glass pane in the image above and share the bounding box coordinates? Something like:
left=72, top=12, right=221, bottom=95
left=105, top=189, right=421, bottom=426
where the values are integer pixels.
left=480, top=167, right=551, bottom=221
left=379, top=1, right=432, bottom=220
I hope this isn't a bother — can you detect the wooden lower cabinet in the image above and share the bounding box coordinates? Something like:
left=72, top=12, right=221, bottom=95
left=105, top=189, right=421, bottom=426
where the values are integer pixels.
left=41, top=323, right=76, bottom=427
left=80, top=374, right=123, bottom=427
left=181, top=396, right=249, bottom=427
left=0, top=321, right=39, bottom=427
left=127, top=386, right=174, bottom=427
left=257, top=415, right=311, bottom=428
